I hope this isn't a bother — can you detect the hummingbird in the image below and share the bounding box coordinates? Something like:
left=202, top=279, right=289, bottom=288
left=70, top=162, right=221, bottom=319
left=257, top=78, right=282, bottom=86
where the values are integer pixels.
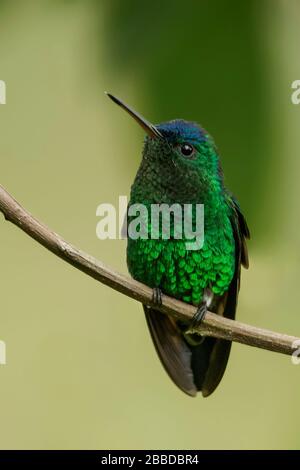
left=107, top=93, right=250, bottom=397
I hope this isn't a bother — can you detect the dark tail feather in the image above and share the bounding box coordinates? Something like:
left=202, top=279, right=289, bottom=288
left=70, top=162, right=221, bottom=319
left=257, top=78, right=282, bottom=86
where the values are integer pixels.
left=195, top=339, right=232, bottom=397
left=144, top=306, right=197, bottom=397
left=190, top=337, right=216, bottom=390
left=144, top=304, right=233, bottom=398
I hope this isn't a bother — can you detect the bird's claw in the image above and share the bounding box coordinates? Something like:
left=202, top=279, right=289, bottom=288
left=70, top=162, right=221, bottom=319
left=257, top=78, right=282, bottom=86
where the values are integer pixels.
left=152, top=287, right=162, bottom=307
left=186, top=302, right=207, bottom=334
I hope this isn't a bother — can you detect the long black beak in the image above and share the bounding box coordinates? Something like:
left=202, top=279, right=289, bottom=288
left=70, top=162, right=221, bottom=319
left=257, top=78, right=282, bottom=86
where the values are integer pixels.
left=105, top=92, right=163, bottom=140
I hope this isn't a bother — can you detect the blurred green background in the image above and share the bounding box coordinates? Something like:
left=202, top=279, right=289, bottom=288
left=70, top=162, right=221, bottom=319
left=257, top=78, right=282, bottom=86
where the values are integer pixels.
left=0, top=0, right=300, bottom=450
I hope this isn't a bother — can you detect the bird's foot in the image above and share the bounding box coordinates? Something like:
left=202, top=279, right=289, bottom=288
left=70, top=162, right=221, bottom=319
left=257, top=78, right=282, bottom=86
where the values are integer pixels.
left=151, top=287, right=162, bottom=307
left=186, top=301, right=207, bottom=335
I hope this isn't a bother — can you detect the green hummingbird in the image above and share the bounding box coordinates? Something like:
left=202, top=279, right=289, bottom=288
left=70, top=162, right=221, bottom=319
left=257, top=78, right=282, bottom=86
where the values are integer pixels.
left=107, top=93, right=250, bottom=397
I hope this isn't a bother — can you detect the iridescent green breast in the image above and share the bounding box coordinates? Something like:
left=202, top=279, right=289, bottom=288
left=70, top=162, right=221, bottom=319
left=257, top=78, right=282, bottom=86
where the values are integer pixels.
left=127, top=215, right=235, bottom=306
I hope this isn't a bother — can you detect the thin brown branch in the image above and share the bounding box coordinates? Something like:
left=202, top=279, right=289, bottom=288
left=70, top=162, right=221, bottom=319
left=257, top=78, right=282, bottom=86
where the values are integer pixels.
left=0, top=184, right=299, bottom=356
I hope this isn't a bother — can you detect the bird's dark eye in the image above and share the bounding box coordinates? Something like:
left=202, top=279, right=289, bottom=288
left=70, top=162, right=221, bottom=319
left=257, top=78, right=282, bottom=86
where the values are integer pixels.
left=179, top=143, right=194, bottom=157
